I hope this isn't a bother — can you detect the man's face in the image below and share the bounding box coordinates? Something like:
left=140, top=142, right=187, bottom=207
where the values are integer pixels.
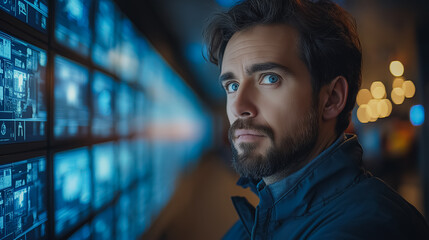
left=220, top=24, right=320, bottom=179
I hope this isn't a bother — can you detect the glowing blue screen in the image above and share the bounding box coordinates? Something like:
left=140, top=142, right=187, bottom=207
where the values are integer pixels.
left=55, top=0, right=92, bottom=56
left=54, top=147, right=91, bottom=236
left=54, top=56, right=89, bottom=139
left=92, top=71, right=114, bottom=137
left=0, top=31, right=47, bottom=144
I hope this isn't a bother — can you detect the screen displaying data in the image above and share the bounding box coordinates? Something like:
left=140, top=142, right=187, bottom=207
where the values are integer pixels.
left=116, top=83, right=133, bottom=136
left=116, top=18, right=139, bottom=82
left=135, top=139, right=150, bottom=180
left=92, top=0, right=116, bottom=70
left=0, top=0, right=48, bottom=33
left=92, top=142, right=116, bottom=209
left=117, top=140, right=135, bottom=190
left=0, top=31, right=47, bottom=144
left=116, top=191, right=137, bottom=240
left=55, top=0, right=92, bottom=56
left=54, top=56, right=89, bottom=139
left=54, top=147, right=91, bottom=236
left=67, top=224, right=91, bottom=240
left=92, top=207, right=114, bottom=240
left=92, top=71, right=115, bottom=138
left=0, top=156, right=48, bottom=240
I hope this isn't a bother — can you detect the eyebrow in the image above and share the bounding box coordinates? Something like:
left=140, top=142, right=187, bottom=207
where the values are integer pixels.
left=219, top=62, right=291, bottom=83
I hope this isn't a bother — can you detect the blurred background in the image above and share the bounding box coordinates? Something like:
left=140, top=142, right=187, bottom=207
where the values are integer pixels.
left=0, top=0, right=427, bottom=239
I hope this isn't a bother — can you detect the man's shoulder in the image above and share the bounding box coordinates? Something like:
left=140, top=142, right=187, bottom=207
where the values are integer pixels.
left=312, top=176, right=429, bottom=239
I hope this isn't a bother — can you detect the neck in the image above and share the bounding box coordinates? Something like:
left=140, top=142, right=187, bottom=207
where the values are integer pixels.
left=263, top=131, right=339, bottom=185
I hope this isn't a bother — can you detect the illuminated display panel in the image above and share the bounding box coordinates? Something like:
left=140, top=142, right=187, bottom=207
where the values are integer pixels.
left=116, top=18, right=139, bottom=82
left=0, top=0, right=48, bottom=33
left=54, top=55, right=89, bottom=139
left=116, top=191, right=137, bottom=240
left=92, top=141, right=116, bottom=209
left=0, top=156, right=47, bottom=240
left=55, top=0, right=92, bottom=56
left=54, top=147, right=91, bottom=236
left=92, top=207, right=114, bottom=240
left=92, top=0, right=117, bottom=70
left=0, top=31, right=47, bottom=144
left=67, top=224, right=91, bottom=240
left=92, top=71, right=115, bottom=138
left=116, top=83, right=134, bottom=136
left=117, top=140, right=136, bottom=190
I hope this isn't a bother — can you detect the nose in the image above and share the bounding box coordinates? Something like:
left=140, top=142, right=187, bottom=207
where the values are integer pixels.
left=229, top=83, right=258, bottom=119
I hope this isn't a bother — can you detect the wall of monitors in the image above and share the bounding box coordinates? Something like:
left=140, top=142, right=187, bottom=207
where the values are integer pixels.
left=0, top=0, right=214, bottom=239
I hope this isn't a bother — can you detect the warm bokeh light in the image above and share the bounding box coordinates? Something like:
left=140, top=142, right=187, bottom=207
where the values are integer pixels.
left=402, top=80, right=416, bottom=98
left=357, top=104, right=371, bottom=123
left=389, top=60, right=404, bottom=77
left=370, top=81, right=386, bottom=99
left=377, top=99, right=390, bottom=118
left=392, top=77, right=404, bottom=88
left=368, top=99, right=380, bottom=118
left=356, top=89, right=372, bottom=106
left=391, top=87, right=405, bottom=105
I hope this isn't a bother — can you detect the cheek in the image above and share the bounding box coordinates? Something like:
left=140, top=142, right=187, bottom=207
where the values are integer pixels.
left=226, top=102, right=235, bottom=125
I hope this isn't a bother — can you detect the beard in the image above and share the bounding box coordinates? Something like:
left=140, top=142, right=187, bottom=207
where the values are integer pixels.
left=228, top=106, right=319, bottom=180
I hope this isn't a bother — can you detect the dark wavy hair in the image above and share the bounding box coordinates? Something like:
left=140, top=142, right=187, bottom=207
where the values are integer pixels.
left=203, top=0, right=362, bottom=135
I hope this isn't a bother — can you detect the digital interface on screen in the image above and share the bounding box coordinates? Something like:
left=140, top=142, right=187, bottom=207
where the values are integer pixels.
left=92, top=207, right=114, bottom=240
left=135, top=139, right=149, bottom=180
left=117, top=18, right=139, bottom=82
left=0, top=31, right=47, bottom=144
left=118, top=140, right=135, bottom=190
left=136, top=182, right=151, bottom=234
left=67, top=223, right=91, bottom=240
left=55, top=0, right=92, bottom=56
left=0, top=0, right=48, bottom=33
left=0, top=156, right=47, bottom=240
left=54, top=55, right=89, bottom=139
left=116, top=191, right=137, bottom=240
left=54, top=147, right=91, bottom=236
left=116, top=83, right=133, bottom=136
left=92, top=71, right=114, bottom=138
left=92, top=0, right=116, bottom=70
left=134, top=92, right=146, bottom=134
left=92, top=141, right=116, bottom=209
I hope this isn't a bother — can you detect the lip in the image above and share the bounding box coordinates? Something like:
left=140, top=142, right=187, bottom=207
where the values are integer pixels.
left=235, top=129, right=265, bottom=141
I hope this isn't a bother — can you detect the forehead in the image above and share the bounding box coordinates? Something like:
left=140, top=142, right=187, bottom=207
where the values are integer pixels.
left=221, top=24, right=301, bottom=72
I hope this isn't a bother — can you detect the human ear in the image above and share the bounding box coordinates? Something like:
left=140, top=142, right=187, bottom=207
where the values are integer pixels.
left=321, top=76, right=348, bottom=121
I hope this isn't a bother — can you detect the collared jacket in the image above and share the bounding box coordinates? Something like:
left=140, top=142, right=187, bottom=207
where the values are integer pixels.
left=224, top=134, right=429, bottom=240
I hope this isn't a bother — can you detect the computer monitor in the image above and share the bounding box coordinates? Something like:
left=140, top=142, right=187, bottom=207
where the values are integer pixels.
left=92, top=0, right=117, bottom=70
left=54, top=147, right=91, bottom=236
left=0, top=156, right=48, bottom=239
left=55, top=0, right=92, bottom=56
left=54, top=55, right=89, bottom=139
left=92, top=141, right=116, bottom=209
left=116, top=83, right=134, bottom=136
left=0, top=31, right=47, bottom=144
left=92, top=207, right=114, bottom=240
left=115, top=191, right=137, bottom=240
left=134, top=92, right=147, bottom=134
left=135, top=138, right=150, bottom=180
left=117, top=140, right=136, bottom=190
left=116, top=17, right=139, bottom=82
left=0, top=0, right=48, bottom=33
left=67, top=223, right=91, bottom=240
left=92, top=71, right=115, bottom=138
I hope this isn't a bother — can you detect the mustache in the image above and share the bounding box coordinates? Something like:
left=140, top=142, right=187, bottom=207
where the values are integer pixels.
left=228, top=119, right=274, bottom=142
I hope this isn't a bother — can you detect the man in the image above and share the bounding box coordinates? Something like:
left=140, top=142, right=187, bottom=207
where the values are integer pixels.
left=203, top=0, right=429, bottom=239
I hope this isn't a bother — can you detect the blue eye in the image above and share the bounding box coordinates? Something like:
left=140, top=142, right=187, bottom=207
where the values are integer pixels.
left=261, top=74, right=279, bottom=84
left=226, top=82, right=239, bottom=93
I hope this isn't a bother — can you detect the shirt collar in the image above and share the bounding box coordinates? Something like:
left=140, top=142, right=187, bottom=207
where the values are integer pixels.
left=266, top=133, right=346, bottom=202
